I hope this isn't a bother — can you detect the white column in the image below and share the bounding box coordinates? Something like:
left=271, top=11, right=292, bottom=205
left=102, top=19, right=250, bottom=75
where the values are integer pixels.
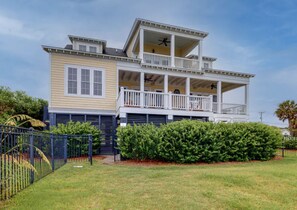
left=139, top=28, right=144, bottom=62
left=164, top=74, right=168, bottom=93
left=245, top=84, right=249, bottom=115
left=170, top=34, right=175, bottom=67
left=120, top=87, right=124, bottom=107
left=168, top=91, right=172, bottom=110
left=164, top=74, right=168, bottom=109
left=198, top=40, right=203, bottom=70
left=217, top=81, right=222, bottom=114
left=140, top=72, right=144, bottom=107
left=186, top=77, right=190, bottom=110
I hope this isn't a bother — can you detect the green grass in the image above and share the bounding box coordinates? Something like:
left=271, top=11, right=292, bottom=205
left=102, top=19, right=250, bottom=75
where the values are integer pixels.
left=2, top=152, right=297, bottom=210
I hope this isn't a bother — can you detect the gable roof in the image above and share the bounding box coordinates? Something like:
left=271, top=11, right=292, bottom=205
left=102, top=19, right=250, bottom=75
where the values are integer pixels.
left=123, top=18, right=209, bottom=51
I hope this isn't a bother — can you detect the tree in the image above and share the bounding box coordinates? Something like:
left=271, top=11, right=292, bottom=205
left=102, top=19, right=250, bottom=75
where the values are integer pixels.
left=275, top=100, right=297, bottom=136
left=0, top=86, right=48, bottom=124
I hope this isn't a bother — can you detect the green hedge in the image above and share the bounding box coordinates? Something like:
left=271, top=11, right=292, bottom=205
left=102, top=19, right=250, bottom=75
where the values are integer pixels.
left=50, top=121, right=101, bottom=154
left=283, top=137, right=297, bottom=149
left=117, top=120, right=282, bottom=163
left=116, top=124, right=160, bottom=160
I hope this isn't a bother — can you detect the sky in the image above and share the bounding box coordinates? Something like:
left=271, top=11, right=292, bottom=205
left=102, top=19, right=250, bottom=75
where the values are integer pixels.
left=0, top=0, right=296, bottom=127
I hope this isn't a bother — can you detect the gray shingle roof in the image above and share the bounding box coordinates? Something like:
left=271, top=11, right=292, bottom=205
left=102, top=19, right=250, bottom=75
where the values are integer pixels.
left=104, top=47, right=127, bottom=57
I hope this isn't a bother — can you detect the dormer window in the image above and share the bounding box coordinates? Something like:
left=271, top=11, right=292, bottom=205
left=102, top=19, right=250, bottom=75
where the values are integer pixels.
left=79, top=45, right=87, bottom=52
left=89, top=46, right=97, bottom=53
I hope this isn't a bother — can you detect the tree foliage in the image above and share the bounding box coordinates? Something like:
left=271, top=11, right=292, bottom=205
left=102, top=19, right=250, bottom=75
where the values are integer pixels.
left=275, top=100, right=297, bottom=136
left=0, top=86, right=48, bottom=124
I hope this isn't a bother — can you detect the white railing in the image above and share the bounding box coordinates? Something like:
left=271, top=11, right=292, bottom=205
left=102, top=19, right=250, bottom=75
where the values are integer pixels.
left=212, top=102, right=218, bottom=113
left=213, top=102, right=246, bottom=115
left=142, top=53, right=200, bottom=70
left=118, top=89, right=247, bottom=115
left=221, top=103, right=247, bottom=115
left=172, top=94, right=212, bottom=111
left=123, top=89, right=141, bottom=107
left=144, top=92, right=166, bottom=109
left=175, top=57, right=199, bottom=69
left=143, top=53, right=171, bottom=67
left=118, top=88, right=212, bottom=112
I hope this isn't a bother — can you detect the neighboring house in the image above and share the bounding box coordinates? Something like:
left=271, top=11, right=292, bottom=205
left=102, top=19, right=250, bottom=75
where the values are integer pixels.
left=43, top=18, right=255, bottom=153
left=280, top=128, right=290, bottom=136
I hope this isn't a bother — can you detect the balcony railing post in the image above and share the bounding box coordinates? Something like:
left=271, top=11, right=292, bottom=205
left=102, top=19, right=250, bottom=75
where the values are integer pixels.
left=120, top=87, right=124, bottom=107
left=140, top=91, right=144, bottom=108
left=168, top=91, right=172, bottom=110
left=186, top=95, right=190, bottom=110
left=209, top=95, right=213, bottom=112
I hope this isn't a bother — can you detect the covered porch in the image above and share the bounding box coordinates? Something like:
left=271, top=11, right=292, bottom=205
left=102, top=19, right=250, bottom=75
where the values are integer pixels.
left=117, top=70, right=249, bottom=116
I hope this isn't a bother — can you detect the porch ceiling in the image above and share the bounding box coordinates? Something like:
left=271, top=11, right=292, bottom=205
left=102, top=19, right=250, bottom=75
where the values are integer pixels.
left=133, top=30, right=198, bottom=54
left=190, top=78, right=245, bottom=92
left=119, top=71, right=245, bottom=92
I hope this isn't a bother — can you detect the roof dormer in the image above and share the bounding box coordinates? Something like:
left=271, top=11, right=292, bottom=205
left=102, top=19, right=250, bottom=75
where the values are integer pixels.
left=68, top=35, right=106, bottom=54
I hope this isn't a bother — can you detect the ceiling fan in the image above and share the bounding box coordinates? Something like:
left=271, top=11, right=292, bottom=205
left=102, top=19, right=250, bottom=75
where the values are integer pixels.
left=158, top=38, right=170, bottom=46
left=211, top=83, right=217, bottom=90
left=144, top=75, right=156, bottom=84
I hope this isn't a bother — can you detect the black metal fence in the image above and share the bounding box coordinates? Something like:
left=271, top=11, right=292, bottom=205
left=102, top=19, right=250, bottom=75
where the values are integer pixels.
left=0, top=125, right=93, bottom=200
left=277, top=136, right=297, bottom=157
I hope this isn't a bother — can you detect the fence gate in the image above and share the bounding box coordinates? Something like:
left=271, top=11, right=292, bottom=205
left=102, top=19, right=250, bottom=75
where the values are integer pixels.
left=66, top=134, right=93, bottom=165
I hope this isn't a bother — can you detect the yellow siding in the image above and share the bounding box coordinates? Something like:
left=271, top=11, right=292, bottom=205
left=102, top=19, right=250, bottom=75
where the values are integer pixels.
left=51, top=53, right=117, bottom=111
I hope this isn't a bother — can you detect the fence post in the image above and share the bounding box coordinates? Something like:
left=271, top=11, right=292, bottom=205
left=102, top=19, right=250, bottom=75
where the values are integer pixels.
left=88, top=134, right=93, bottom=165
left=50, top=133, right=54, bottom=171
left=64, top=135, right=67, bottom=164
left=282, top=137, right=285, bottom=158
left=0, top=126, right=3, bottom=200
left=29, top=128, right=34, bottom=184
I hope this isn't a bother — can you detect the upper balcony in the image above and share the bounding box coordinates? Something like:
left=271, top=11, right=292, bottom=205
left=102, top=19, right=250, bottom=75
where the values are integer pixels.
left=137, top=30, right=203, bottom=70
left=123, top=19, right=210, bottom=71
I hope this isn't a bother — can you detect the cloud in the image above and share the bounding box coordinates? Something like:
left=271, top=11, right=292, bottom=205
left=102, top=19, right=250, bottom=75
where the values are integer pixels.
left=0, top=14, right=43, bottom=40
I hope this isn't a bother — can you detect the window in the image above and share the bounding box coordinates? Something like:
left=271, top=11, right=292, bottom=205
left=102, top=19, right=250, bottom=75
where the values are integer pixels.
left=93, top=70, right=102, bottom=96
left=79, top=45, right=87, bottom=51
left=204, top=63, right=209, bottom=68
left=81, top=69, right=90, bottom=95
left=68, top=68, right=77, bottom=94
left=89, top=46, right=97, bottom=53
left=65, top=65, right=104, bottom=97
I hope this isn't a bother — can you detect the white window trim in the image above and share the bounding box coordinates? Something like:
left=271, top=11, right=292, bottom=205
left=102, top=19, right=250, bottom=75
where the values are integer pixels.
left=74, top=41, right=100, bottom=53
left=64, top=64, right=105, bottom=98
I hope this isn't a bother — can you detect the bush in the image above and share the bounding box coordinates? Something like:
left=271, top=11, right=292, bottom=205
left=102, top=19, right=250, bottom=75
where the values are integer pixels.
left=117, top=124, right=160, bottom=160
left=50, top=121, right=101, bottom=153
left=283, top=137, right=297, bottom=149
left=117, top=120, right=282, bottom=163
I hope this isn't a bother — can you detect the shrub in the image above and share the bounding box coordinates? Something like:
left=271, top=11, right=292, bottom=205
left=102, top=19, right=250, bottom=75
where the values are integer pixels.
left=283, top=137, right=297, bottom=149
left=50, top=121, right=101, bottom=153
left=117, top=120, right=282, bottom=163
left=117, top=123, right=160, bottom=160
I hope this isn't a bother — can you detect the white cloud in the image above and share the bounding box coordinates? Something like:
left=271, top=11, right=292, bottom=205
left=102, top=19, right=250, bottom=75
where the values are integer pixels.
left=0, top=14, right=43, bottom=40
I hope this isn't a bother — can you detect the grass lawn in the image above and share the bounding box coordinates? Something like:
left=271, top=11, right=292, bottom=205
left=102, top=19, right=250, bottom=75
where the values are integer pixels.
left=1, top=152, right=297, bottom=210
